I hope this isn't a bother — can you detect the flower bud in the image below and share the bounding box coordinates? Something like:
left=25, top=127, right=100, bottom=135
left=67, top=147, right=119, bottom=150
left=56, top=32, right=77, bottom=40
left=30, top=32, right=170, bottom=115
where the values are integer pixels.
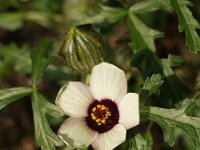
left=59, top=27, right=104, bottom=72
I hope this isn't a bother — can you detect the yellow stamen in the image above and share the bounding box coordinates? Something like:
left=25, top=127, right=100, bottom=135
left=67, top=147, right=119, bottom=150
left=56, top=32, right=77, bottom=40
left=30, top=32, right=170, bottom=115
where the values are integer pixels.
left=96, top=119, right=100, bottom=122
left=91, top=113, right=96, bottom=120
left=101, top=105, right=106, bottom=110
left=101, top=119, right=106, bottom=124
left=92, top=107, right=96, bottom=112
left=90, top=104, right=112, bottom=126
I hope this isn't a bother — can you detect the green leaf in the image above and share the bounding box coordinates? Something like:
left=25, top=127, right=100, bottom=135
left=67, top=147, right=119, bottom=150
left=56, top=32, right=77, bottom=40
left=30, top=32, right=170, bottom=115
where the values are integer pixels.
left=141, top=98, right=200, bottom=149
left=0, top=60, right=10, bottom=77
left=0, top=87, right=32, bottom=110
left=25, top=11, right=52, bottom=28
left=128, top=12, right=163, bottom=51
left=69, top=4, right=127, bottom=26
left=167, top=54, right=184, bottom=67
left=195, top=74, right=200, bottom=101
left=128, top=132, right=153, bottom=150
left=142, top=73, right=163, bottom=95
left=141, top=73, right=163, bottom=102
left=62, top=146, right=88, bottom=150
left=31, top=38, right=56, bottom=86
left=0, top=12, right=24, bottom=31
left=43, top=97, right=65, bottom=118
left=195, top=74, right=200, bottom=120
left=128, top=133, right=146, bottom=150
left=0, top=43, right=31, bottom=73
left=171, top=0, right=200, bottom=53
left=77, top=148, right=89, bottom=150
left=0, top=11, right=53, bottom=31
left=132, top=49, right=190, bottom=106
left=143, top=131, right=153, bottom=150
left=130, top=0, right=172, bottom=13
left=32, top=92, right=64, bottom=150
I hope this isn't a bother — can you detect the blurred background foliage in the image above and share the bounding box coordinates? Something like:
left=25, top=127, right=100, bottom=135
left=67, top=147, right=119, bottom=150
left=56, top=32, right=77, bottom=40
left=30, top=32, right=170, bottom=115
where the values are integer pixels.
left=0, top=0, right=200, bottom=150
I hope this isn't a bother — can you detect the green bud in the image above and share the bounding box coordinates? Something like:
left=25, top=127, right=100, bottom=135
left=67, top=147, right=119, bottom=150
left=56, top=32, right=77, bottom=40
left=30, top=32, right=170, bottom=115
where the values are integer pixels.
left=59, top=27, right=104, bottom=73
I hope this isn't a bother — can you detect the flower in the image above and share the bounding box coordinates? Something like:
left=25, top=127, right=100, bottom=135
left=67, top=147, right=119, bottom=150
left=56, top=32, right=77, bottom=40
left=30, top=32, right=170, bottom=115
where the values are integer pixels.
left=56, top=62, right=139, bottom=150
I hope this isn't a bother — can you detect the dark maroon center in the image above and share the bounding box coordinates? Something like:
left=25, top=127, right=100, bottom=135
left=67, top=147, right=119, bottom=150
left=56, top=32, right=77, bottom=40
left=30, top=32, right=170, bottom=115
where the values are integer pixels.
left=86, top=99, right=119, bottom=133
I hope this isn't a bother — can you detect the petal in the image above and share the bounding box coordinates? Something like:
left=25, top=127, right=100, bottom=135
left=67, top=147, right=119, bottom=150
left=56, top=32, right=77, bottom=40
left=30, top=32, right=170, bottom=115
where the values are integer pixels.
left=119, top=93, right=139, bottom=129
left=56, top=82, right=94, bottom=118
left=58, top=118, right=97, bottom=149
left=92, top=124, right=126, bottom=150
left=90, top=62, right=127, bottom=103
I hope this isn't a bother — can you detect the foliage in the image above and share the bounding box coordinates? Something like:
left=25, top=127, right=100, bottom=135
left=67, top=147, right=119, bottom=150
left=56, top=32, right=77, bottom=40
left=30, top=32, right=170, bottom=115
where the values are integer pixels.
left=31, top=38, right=56, bottom=86
left=0, top=43, right=31, bottom=73
left=32, top=92, right=64, bottom=150
left=128, top=132, right=153, bottom=150
left=31, top=39, right=64, bottom=150
left=0, top=87, right=32, bottom=110
left=171, top=0, right=200, bottom=53
left=140, top=73, right=163, bottom=103
left=0, top=0, right=200, bottom=150
left=68, top=4, right=128, bottom=27
left=128, top=12, right=162, bottom=51
left=132, top=49, right=190, bottom=107
left=141, top=98, right=200, bottom=149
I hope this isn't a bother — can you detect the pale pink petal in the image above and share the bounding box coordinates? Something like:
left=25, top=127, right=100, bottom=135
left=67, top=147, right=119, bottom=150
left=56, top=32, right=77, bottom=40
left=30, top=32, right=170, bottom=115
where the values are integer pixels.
left=58, top=118, right=97, bottom=149
left=56, top=82, right=94, bottom=118
left=119, top=93, right=139, bottom=129
left=92, top=124, right=126, bottom=150
left=90, top=62, right=127, bottom=103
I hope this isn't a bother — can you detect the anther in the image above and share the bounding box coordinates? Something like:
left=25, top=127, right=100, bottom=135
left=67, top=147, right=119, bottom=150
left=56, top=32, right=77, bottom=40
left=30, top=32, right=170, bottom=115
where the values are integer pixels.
left=92, top=107, right=96, bottom=112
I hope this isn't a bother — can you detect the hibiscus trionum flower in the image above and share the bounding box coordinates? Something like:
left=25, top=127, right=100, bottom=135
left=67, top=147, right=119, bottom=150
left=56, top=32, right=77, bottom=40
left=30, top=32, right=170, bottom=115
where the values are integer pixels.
left=56, top=62, right=139, bottom=150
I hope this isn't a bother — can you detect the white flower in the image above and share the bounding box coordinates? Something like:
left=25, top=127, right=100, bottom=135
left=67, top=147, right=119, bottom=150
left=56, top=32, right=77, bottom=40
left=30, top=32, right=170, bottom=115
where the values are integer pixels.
left=56, top=62, right=139, bottom=150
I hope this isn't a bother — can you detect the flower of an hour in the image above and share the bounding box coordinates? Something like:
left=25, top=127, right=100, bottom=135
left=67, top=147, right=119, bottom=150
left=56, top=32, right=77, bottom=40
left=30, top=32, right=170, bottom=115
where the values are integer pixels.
left=56, top=62, right=139, bottom=150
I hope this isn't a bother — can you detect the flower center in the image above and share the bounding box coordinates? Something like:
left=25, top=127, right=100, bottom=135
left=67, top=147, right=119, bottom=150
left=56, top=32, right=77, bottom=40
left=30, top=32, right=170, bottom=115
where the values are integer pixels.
left=90, top=104, right=111, bottom=126
left=86, top=99, right=119, bottom=133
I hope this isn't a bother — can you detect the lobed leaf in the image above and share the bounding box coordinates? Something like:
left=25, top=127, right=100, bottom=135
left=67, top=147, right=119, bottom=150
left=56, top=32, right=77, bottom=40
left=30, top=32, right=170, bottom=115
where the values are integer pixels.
left=171, top=0, right=200, bottom=53
left=142, top=73, right=163, bottom=95
left=141, top=73, right=163, bottom=103
left=141, top=98, right=200, bottom=149
left=0, top=87, right=32, bottom=110
left=128, top=133, right=146, bottom=150
left=31, top=38, right=56, bottom=86
left=69, top=4, right=127, bottom=27
left=128, top=12, right=163, bottom=51
left=42, top=97, right=65, bottom=118
left=130, top=0, right=172, bottom=13
left=132, top=49, right=190, bottom=106
left=32, top=92, right=64, bottom=150
left=128, top=132, right=153, bottom=150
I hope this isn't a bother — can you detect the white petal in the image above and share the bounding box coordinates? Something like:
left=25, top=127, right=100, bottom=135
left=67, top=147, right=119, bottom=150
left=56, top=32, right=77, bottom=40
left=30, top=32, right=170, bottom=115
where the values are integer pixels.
left=58, top=118, right=97, bottom=149
left=90, top=62, right=127, bottom=103
left=92, top=124, right=126, bottom=150
left=119, top=93, right=139, bottom=129
left=56, top=82, right=94, bottom=118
